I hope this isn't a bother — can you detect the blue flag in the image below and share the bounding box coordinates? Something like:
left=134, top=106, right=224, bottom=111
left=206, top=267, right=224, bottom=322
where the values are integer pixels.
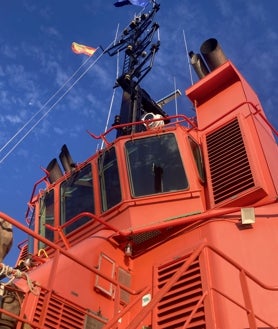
left=114, top=0, right=150, bottom=7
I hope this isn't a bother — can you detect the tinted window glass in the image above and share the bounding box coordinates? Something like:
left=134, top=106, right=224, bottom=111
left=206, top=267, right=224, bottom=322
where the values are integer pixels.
left=39, top=189, right=54, bottom=248
left=61, top=164, right=94, bottom=234
left=188, top=136, right=205, bottom=182
left=126, top=134, right=188, bottom=196
left=98, top=148, right=121, bottom=211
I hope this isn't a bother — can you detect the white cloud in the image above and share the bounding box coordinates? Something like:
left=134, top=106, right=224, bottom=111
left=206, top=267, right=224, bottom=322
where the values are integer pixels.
left=5, top=115, right=22, bottom=124
left=40, top=25, right=62, bottom=39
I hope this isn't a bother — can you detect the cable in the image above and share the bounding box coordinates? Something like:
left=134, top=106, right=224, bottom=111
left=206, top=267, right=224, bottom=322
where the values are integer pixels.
left=0, top=54, right=93, bottom=154
left=0, top=5, right=153, bottom=162
left=0, top=47, right=108, bottom=163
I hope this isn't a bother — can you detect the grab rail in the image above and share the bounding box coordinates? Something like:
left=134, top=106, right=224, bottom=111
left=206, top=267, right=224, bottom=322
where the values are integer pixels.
left=124, top=242, right=278, bottom=329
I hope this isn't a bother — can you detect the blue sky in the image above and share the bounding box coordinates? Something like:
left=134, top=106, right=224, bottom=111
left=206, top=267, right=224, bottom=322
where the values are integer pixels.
left=1, top=0, right=277, bottom=265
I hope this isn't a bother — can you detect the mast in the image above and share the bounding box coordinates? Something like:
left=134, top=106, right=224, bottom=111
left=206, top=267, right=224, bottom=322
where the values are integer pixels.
left=105, top=1, right=169, bottom=137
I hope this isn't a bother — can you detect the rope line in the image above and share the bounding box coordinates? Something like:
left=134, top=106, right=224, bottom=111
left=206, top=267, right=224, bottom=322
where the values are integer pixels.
left=0, top=263, right=36, bottom=294
left=0, top=54, right=92, bottom=154
left=100, top=50, right=120, bottom=150
left=0, top=47, right=108, bottom=164
left=0, top=5, right=157, bottom=163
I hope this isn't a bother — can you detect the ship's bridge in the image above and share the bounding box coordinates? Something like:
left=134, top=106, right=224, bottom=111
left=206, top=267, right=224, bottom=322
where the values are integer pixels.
left=26, top=122, right=206, bottom=256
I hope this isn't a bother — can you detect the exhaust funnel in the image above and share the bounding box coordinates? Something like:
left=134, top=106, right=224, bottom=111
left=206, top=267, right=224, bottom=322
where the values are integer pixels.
left=200, top=38, right=227, bottom=71
left=189, top=51, right=209, bottom=79
left=46, top=158, right=63, bottom=183
left=59, top=144, right=75, bottom=173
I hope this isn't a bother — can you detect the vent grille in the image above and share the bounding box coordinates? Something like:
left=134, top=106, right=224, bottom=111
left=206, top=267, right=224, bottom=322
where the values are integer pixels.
left=155, top=256, right=206, bottom=329
left=33, top=291, right=84, bottom=328
left=15, top=244, right=29, bottom=271
left=32, top=290, right=106, bottom=329
left=206, top=119, right=254, bottom=205
left=118, top=267, right=131, bottom=304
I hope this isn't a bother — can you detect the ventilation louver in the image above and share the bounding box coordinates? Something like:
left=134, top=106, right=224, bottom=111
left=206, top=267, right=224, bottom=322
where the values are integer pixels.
left=155, top=256, right=206, bottom=328
left=32, top=290, right=105, bottom=328
left=206, top=118, right=254, bottom=205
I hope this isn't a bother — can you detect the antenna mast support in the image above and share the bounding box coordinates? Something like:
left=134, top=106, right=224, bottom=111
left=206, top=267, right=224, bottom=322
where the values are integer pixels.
left=105, top=2, right=168, bottom=136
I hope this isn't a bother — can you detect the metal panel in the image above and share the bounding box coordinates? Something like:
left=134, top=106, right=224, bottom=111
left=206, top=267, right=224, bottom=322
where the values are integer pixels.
left=95, top=253, right=115, bottom=298
left=84, top=315, right=105, bottom=329
left=206, top=118, right=254, bottom=205
left=118, top=267, right=131, bottom=304
left=154, top=255, right=206, bottom=328
left=33, top=290, right=85, bottom=329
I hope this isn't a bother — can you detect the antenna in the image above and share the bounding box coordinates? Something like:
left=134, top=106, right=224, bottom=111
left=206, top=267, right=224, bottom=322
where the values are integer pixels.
left=105, top=2, right=169, bottom=137
left=174, top=77, right=178, bottom=117
left=156, top=89, right=181, bottom=108
left=183, top=30, right=193, bottom=85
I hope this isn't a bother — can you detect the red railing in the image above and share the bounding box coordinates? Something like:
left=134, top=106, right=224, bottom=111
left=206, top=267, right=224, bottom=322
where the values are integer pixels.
left=1, top=209, right=278, bottom=328
left=87, top=113, right=197, bottom=147
left=196, top=100, right=278, bottom=137
left=121, top=242, right=278, bottom=329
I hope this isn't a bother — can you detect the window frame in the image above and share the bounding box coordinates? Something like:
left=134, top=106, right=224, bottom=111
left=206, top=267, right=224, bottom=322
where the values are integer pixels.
left=38, top=188, right=55, bottom=248
left=98, top=147, right=122, bottom=212
left=125, top=133, right=189, bottom=198
left=188, top=136, right=206, bottom=183
left=60, top=163, right=94, bottom=234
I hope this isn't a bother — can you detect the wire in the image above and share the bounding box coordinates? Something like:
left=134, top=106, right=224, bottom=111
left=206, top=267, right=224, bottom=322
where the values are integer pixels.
left=0, top=5, right=154, bottom=162
left=0, top=54, right=92, bottom=155
left=100, top=50, right=120, bottom=150
left=0, top=46, right=109, bottom=164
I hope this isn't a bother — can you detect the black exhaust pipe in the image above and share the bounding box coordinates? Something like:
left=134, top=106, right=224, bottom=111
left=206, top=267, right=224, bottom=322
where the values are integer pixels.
left=59, top=144, right=75, bottom=173
left=188, top=51, right=210, bottom=79
left=200, top=38, right=227, bottom=71
left=46, top=158, right=63, bottom=183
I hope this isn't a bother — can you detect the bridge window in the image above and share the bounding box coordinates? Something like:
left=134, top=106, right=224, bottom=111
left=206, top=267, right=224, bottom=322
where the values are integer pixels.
left=39, top=189, right=54, bottom=247
left=126, top=133, right=188, bottom=197
left=188, top=136, right=205, bottom=182
left=60, top=164, right=94, bottom=234
left=99, top=147, right=121, bottom=211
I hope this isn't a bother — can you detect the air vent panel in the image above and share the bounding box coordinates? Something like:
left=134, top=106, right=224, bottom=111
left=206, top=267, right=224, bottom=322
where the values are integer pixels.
left=155, top=256, right=206, bottom=329
left=206, top=119, right=255, bottom=205
left=32, top=290, right=105, bottom=329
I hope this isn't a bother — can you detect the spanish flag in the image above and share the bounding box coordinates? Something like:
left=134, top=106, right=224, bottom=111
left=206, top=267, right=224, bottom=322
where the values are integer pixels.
left=71, top=42, right=97, bottom=56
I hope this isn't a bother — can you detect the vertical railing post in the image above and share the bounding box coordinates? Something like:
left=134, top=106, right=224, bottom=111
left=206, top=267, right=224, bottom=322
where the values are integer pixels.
left=182, top=291, right=208, bottom=329
left=126, top=243, right=205, bottom=329
left=239, top=269, right=257, bottom=329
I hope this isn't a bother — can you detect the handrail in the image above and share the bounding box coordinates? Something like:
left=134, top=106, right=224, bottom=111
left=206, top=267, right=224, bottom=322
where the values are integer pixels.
left=24, top=173, right=49, bottom=224
left=206, top=244, right=278, bottom=291
left=207, top=244, right=278, bottom=329
left=3, top=206, right=278, bottom=327
left=126, top=243, right=205, bottom=329
left=122, top=242, right=278, bottom=329
left=103, top=286, right=151, bottom=329
left=0, top=287, right=108, bottom=329
left=0, top=306, right=44, bottom=329
left=211, top=286, right=277, bottom=329
left=0, top=211, right=144, bottom=297
left=87, top=101, right=277, bottom=149
left=87, top=114, right=197, bottom=147
left=117, top=197, right=278, bottom=237
left=196, top=100, right=278, bottom=137
left=182, top=291, right=208, bottom=329
left=44, top=211, right=122, bottom=249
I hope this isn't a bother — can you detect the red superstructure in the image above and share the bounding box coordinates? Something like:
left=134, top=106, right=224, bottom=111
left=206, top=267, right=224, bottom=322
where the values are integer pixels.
left=0, top=2, right=278, bottom=328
